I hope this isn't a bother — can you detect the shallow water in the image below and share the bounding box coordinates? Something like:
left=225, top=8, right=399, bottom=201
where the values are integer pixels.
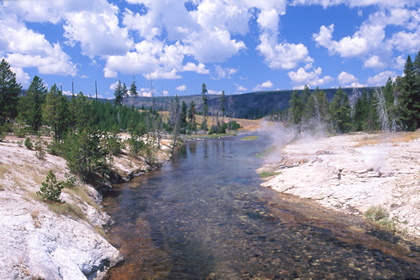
left=103, top=134, right=420, bottom=279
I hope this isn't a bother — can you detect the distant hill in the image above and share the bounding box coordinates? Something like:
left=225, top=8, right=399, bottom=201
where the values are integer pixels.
left=122, top=87, right=375, bottom=119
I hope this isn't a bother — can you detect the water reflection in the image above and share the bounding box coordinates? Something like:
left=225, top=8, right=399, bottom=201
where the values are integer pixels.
left=103, top=135, right=420, bottom=279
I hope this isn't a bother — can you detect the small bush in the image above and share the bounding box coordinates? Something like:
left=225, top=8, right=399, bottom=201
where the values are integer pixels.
left=37, top=170, right=64, bottom=203
left=35, top=138, right=46, bottom=160
left=103, top=133, right=124, bottom=155
left=129, top=137, right=145, bottom=157
left=364, top=205, right=396, bottom=231
left=228, top=120, right=241, bottom=130
left=24, top=137, right=33, bottom=150
left=365, top=205, right=389, bottom=222
left=62, top=173, right=77, bottom=188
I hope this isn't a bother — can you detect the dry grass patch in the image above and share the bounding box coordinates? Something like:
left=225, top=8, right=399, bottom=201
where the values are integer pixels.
left=31, top=210, right=42, bottom=228
left=48, top=201, right=87, bottom=221
left=63, top=186, right=99, bottom=211
left=355, top=131, right=420, bottom=147
left=0, top=164, right=10, bottom=179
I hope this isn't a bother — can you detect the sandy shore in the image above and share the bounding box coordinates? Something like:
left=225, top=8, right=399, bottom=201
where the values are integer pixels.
left=259, top=131, right=420, bottom=238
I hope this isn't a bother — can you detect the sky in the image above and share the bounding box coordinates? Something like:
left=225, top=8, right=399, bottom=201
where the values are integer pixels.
left=1, top=0, right=420, bottom=99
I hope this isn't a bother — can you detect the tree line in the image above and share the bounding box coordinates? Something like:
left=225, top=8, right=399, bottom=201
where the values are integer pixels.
left=0, top=59, right=166, bottom=183
left=268, top=52, right=420, bottom=133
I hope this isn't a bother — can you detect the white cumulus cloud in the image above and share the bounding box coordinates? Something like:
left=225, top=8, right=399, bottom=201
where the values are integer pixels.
left=176, top=85, right=187, bottom=91
left=253, top=80, right=274, bottom=91
left=367, top=71, right=398, bottom=86
left=337, top=71, right=358, bottom=86
left=288, top=64, right=333, bottom=88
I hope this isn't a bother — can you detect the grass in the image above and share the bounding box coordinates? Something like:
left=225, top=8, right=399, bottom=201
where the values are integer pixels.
left=64, top=185, right=100, bottom=211
left=259, top=171, right=281, bottom=178
left=0, top=164, right=9, bottom=179
left=364, top=205, right=396, bottom=232
left=241, top=135, right=258, bottom=141
left=186, top=132, right=237, bottom=140
left=355, top=130, right=420, bottom=147
left=48, top=201, right=87, bottom=221
left=255, top=146, right=277, bottom=158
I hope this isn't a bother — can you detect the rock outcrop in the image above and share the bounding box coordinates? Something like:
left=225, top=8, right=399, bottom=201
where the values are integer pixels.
left=0, top=140, right=123, bottom=280
left=259, top=132, right=420, bottom=238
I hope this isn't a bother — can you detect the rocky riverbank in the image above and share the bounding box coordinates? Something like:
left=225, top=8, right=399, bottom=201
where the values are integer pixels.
left=0, top=135, right=173, bottom=280
left=258, top=131, right=420, bottom=238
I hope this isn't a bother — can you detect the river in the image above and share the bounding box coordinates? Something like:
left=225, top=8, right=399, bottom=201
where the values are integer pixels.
left=103, top=133, right=420, bottom=279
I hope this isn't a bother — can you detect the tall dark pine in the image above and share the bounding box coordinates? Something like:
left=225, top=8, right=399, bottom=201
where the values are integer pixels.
left=396, top=55, right=420, bottom=130
left=220, top=90, right=226, bottom=122
left=114, top=81, right=124, bottom=106
left=19, top=75, right=47, bottom=132
left=329, top=87, right=352, bottom=133
left=42, top=84, right=69, bottom=140
left=188, top=100, right=196, bottom=131
left=201, top=83, right=208, bottom=131
left=0, top=59, right=22, bottom=124
left=130, top=81, right=138, bottom=97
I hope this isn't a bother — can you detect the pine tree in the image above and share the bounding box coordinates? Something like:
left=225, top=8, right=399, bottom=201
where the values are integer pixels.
left=180, top=100, right=188, bottom=130
left=0, top=59, right=22, bottom=124
left=130, top=81, right=138, bottom=97
left=201, top=83, right=208, bottom=131
left=37, top=170, right=64, bottom=203
left=18, top=75, right=47, bottom=132
left=114, top=81, right=124, bottom=106
left=315, top=88, right=329, bottom=123
left=288, top=90, right=303, bottom=125
left=42, top=84, right=69, bottom=140
left=395, top=55, right=420, bottom=130
left=329, top=87, right=352, bottom=133
left=188, top=100, right=196, bottom=131
left=220, top=90, right=226, bottom=122
left=68, top=92, right=91, bottom=132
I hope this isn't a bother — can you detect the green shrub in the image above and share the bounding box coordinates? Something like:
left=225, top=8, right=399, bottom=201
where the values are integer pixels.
left=365, top=205, right=389, bottom=222
left=62, top=173, right=77, bottom=188
left=24, top=137, right=33, bottom=150
left=228, top=120, right=241, bottom=130
left=37, top=170, right=64, bottom=203
left=128, top=137, right=145, bottom=157
left=364, top=205, right=396, bottom=231
left=35, top=138, right=46, bottom=160
left=63, top=130, right=111, bottom=182
left=103, top=133, right=124, bottom=155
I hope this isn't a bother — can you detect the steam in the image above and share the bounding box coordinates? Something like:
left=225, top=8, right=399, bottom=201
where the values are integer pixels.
left=259, top=118, right=327, bottom=163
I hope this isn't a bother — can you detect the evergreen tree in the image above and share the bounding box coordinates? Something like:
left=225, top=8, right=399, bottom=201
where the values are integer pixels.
left=395, top=55, right=420, bottom=130
left=130, top=81, right=138, bottom=97
left=353, top=90, right=369, bottom=131
left=383, top=77, right=397, bottom=130
left=42, top=84, right=69, bottom=140
left=68, top=92, right=91, bottom=132
left=18, top=75, right=47, bottom=132
left=122, top=82, right=128, bottom=97
left=220, top=90, right=226, bottom=122
left=288, top=90, right=303, bottom=125
left=315, top=88, right=329, bottom=123
left=329, top=87, right=352, bottom=133
left=63, top=129, right=111, bottom=182
left=180, top=100, right=188, bottom=130
left=188, top=100, right=196, bottom=131
left=37, top=170, right=64, bottom=203
left=114, top=81, right=124, bottom=106
left=201, top=83, right=208, bottom=131
left=0, top=59, right=22, bottom=124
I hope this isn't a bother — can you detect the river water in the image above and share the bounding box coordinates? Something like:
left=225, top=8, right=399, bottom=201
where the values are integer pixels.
left=103, top=134, right=420, bottom=279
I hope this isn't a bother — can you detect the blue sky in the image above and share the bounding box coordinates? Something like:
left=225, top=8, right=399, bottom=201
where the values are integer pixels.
left=1, top=0, right=419, bottom=99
